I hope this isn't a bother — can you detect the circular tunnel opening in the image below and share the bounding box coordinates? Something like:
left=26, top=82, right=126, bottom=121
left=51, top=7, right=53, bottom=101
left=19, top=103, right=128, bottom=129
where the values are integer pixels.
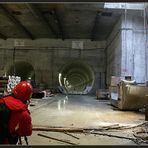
left=6, top=61, right=35, bottom=86
left=59, top=61, right=95, bottom=94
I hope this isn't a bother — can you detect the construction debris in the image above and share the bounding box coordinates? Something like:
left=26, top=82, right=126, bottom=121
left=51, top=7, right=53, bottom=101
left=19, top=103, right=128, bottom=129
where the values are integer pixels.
left=33, top=122, right=148, bottom=145
left=38, top=133, right=78, bottom=145
left=87, top=131, right=139, bottom=144
left=63, top=132, right=79, bottom=139
left=33, top=127, right=84, bottom=133
left=132, top=122, right=148, bottom=144
left=32, top=123, right=144, bottom=133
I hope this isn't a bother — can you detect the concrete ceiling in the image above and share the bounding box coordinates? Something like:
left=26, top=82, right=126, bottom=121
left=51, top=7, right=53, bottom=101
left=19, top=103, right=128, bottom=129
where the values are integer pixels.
left=0, top=3, right=123, bottom=41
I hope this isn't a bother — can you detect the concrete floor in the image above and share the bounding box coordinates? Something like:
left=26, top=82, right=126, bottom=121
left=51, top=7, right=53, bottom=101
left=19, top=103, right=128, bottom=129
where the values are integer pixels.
left=25, top=94, right=146, bottom=145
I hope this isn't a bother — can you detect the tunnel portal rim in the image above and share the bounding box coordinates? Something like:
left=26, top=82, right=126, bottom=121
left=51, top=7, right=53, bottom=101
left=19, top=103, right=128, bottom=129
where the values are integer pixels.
left=58, top=60, right=95, bottom=94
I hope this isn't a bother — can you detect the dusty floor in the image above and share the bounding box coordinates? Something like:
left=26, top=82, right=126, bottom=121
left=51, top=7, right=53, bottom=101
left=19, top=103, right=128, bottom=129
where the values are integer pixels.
left=23, top=94, right=147, bottom=145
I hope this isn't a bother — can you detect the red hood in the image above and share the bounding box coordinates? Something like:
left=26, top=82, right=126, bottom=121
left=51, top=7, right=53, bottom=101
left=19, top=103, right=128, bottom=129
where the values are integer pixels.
left=3, top=96, right=27, bottom=111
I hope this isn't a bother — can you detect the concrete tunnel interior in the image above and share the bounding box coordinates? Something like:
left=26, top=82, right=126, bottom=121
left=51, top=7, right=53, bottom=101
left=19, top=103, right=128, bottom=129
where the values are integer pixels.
left=58, top=61, right=95, bottom=94
left=6, top=61, right=35, bottom=82
left=5, top=60, right=95, bottom=95
left=0, top=3, right=147, bottom=145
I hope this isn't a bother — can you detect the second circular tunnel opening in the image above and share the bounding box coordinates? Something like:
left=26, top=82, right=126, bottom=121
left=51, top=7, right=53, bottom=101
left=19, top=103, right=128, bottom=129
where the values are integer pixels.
left=59, top=61, right=95, bottom=94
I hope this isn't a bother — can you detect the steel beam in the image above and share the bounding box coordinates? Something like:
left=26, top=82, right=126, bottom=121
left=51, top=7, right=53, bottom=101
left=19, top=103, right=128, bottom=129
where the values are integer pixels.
left=26, top=4, right=58, bottom=38
left=0, top=32, right=7, bottom=40
left=91, top=12, right=100, bottom=41
left=53, top=8, right=65, bottom=40
left=0, top=4, right=34, bottom=40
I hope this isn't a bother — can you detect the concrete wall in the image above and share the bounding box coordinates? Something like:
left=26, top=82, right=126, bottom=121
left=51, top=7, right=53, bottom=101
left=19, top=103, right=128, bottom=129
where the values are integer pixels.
left=0, top=11, right=146, bottom=93
left=106, top=12, right=147, bottom=86
left=121, top=13, right=147, bottom=83
left=106, top=16, right=122, bottom=86
left=0, top=39, right=106, bottom=94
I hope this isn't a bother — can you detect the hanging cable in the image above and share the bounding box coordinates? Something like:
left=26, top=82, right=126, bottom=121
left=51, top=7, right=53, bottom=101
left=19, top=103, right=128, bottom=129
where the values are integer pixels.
left=143, top=3, right=148, bottom=82
left=124, top=2, right=127, bottom=76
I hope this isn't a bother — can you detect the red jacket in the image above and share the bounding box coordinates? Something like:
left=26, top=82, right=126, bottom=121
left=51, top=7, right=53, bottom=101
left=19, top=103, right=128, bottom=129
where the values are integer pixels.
left=3, top=96, right=32, bottom=136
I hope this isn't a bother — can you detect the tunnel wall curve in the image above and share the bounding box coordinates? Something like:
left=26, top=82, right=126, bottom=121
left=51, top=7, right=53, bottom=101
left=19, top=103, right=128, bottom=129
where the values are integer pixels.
left=5, top=61, right=35, bottom=87
left=58, top=60, right=95, bottom=94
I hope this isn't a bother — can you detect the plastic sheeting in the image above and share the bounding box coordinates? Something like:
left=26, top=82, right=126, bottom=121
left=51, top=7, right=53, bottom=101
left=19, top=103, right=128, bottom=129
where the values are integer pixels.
left=109, top=81, right=148, bottom=110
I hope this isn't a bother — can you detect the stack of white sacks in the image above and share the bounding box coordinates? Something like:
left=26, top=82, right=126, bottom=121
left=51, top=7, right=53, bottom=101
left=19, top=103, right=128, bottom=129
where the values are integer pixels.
left=7, top=75, right=21, bottom=93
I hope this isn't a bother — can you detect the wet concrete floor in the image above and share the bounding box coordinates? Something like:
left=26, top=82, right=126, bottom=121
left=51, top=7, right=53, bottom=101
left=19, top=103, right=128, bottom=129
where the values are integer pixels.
left=26, top=94, right=146, bottom=145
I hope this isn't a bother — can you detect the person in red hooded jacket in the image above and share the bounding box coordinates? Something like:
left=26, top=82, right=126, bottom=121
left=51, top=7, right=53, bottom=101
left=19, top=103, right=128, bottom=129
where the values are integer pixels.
left=0, top=81, right=33, bottom=144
